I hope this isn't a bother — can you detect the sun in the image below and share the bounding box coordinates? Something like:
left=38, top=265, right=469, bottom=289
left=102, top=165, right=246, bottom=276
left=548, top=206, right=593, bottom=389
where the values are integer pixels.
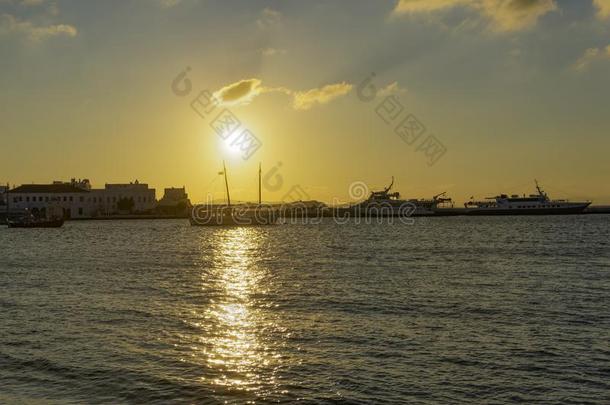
left=222, top=137, right=242, bottom=156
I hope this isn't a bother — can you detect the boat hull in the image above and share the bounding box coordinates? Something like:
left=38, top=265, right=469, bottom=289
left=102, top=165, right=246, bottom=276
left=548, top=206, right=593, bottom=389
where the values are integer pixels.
left=464, top=203, right=591, bottom=216
left=7, top=218, right=64, bottom=228
left=189, top=217, right=277, bottom=226
left=190, top=207, right=279, bottom=226
left=339, top=203, right=436, bottom=217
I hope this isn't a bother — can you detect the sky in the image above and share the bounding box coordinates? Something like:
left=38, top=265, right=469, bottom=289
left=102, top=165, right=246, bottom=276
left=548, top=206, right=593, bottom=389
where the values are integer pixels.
left=1, top=0, right=609, bottom=204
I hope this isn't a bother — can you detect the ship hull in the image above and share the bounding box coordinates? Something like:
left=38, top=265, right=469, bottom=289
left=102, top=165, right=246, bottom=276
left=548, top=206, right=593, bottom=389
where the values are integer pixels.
left=337, top=206, right=435, bottom=217
left=464, top=203, right=590, bottom=216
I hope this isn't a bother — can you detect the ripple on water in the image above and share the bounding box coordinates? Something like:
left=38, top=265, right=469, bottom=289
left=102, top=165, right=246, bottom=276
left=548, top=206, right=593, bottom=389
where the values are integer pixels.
left=0, top=216, right=610, bottom=403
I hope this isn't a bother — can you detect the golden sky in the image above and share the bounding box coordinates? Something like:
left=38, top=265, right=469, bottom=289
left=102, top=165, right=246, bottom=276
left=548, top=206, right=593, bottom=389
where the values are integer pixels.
left=1, top=0, right=609, bottom=204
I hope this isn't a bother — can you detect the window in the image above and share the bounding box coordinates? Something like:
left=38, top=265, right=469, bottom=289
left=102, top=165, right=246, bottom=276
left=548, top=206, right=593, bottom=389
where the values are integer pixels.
left=45, top=196, right=49, bottom=202
left=13, top=197, right=17, bottom=203
left=63, top=196, right=67, bottom=202
left=69, top=196, right=73, bottom=202
left=78, top=207, right=83, bottom=215
left=26, top=197, right=29, bottom=202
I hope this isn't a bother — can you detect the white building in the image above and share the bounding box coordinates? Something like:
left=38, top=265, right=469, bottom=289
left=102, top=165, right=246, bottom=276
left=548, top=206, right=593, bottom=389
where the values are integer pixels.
left=93, top=180, right=156, bottom=215
left=8, top=178, right=156, bottom=219
left=9, top=182, right=92, bottom=219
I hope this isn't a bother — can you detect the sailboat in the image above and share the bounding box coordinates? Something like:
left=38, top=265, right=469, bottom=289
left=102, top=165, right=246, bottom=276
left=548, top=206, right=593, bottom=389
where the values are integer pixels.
left=189, top=162, right=279, bottom=226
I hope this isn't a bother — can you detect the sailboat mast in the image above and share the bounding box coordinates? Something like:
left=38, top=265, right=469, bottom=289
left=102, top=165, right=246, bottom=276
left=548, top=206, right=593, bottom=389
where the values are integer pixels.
left=5, top=183, right=9, bottom=222
left=258, top=163, right=262, bottom=205
left=223, top=161, right=231, bottom=207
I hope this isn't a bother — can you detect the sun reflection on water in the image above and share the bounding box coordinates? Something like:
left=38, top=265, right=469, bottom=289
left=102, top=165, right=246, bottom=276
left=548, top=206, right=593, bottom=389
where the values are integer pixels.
left=198, top=227, right=279, bottom=395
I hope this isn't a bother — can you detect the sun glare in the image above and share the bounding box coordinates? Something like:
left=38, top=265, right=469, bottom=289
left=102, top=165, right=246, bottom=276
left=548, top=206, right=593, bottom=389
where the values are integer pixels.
left=222, top=138, right=242, bottom=156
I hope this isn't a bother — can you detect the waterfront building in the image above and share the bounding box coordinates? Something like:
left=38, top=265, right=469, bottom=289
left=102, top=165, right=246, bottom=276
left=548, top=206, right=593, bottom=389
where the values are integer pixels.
left=93, top=180, right=156, bottom=215
left=156, top=187, right=191, bottom=215
left=9, top=181, right=92, bottom=219
left=8, top=178, right=157, bottom=218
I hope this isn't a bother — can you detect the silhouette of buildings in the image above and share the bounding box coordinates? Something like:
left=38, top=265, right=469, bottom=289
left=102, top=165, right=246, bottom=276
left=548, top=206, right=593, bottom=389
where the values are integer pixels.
left=5, top=178, right=181, bottom=219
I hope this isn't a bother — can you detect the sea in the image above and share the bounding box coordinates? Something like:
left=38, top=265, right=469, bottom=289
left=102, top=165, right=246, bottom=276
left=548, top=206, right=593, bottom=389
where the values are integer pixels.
left=1, top=216, right=609, bottom=404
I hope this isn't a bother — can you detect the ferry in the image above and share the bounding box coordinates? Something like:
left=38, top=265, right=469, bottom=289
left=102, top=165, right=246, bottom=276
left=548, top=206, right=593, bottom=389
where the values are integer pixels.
left=464, top=181, right=591, bottom=215
left=349, top=177, right=453, bottom=217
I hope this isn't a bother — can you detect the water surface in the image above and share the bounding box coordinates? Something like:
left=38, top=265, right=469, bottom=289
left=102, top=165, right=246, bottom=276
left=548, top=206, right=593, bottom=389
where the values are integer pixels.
left=1, top=216, right=609, bottom=403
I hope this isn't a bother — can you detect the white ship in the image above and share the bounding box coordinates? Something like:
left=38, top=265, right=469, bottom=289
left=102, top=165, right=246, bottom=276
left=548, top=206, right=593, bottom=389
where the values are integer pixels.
left=351, top=177, right=453, bottom=217
left=464, top=181, right=591, bottom=215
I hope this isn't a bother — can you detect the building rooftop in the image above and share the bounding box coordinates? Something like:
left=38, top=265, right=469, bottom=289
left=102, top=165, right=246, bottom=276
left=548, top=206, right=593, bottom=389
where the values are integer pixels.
left=11, top=184, right=90, bottom=194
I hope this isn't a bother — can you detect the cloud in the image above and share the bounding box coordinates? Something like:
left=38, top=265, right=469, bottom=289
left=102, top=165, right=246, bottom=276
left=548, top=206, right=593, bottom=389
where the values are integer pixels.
left=392, top=0, right=557, bottom=32
left=1, top=0, right=60, bottom=16
left=0, top=13, right=77, bottom=41
left=213, top=78, right=266, bottom=106
left=257, top=7, right=282, bottom=30
left=393, top=0, right=467, bottom=14
left=573, top=45, right=610, bottom=72
left=260, top=47, right=287, bottom=57
left=594, top=0, right=610, bottom=19
left=292, top=82, right=353, bottom=110
left=212, top=78, right=353, bottom=110
left=378, top=81, right=407, bottom=97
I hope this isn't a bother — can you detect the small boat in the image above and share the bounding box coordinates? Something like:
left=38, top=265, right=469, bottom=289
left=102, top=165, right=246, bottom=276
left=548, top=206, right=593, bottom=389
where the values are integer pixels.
left=8, top=216, right=64, bottom=228
left=464, top=181, right=591, bottom=215
left=190, top=162, right=278, bottom=226
left=5, top=189, right=65, bottom=228
left=8, top=208, right=64, bottom=228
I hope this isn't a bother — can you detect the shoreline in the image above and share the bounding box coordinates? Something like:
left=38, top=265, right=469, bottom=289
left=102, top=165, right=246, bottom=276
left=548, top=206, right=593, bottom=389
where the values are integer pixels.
left=2, top=206, right=609, bottom=222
